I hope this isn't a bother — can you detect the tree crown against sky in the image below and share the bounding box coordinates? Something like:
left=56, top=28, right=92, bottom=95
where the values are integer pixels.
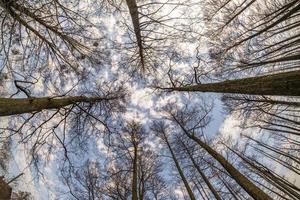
left=0, top=0, right=300, bottom=199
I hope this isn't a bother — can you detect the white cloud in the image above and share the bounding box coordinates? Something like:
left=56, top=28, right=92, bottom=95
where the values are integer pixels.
left=219, top=114, right=242, bottom=141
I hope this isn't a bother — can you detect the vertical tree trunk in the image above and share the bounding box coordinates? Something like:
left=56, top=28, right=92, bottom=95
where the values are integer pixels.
left=180, top=140, right=222, bottom=200
left=132, top=142, right=138, bottom=200
left=138, top=166, right=145, bottom=200
left=0, top=96, right=114, bottom=116
left=125, top=0, right=145, bottom=68
left=192, top=179, right=207, bottom=200
left=163, top=134, right=196, bottom=200
left=163, top=70, right=300, bottom=96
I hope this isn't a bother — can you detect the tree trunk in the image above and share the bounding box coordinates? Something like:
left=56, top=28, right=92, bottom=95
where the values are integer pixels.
left=163, top=134, right=196, bottom=200
left=222, top=95, right=300, bottom=107
left=125, top=0, right=145, bottom=68
left=180, top=140, right=222, bottom=200
left=0, top=96, right=112, bottom=116
left=226, top=144, right=300, bottom=199
left=163, top=70, right=300, bottom=96
left=172, top=116, right=272, bottom=200
left=132, top=142, right=138, bottom=200
left=0, top=177, right=12, bottom=200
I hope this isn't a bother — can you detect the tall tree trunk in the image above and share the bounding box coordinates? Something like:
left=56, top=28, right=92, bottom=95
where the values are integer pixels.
left=180, top=140, right=222, bottom=200
left=0, top=96, right=114, bottom=116
left=163, top=70, right=300, bottom=96
left=132, top=141, right=138, bottom=200
left=125, top=0, right=145, bottom=68
left=0, top=178, right=12, bottom=200
left=217, top=174, right=239, bottom=200
left=172, top=116, right=272, bottom=200
left=192, top=179, right=207, bottom=200
left=163, top=134, right=196, bottom=200
left=138, top=165, right=145, bottom=200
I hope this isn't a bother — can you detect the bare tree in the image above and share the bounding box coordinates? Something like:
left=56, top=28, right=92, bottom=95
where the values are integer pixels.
left=162, top=102, right=272, bottom=200
left=152, top=121, right=197, bottom=200
left=62, top=121, right=166, bottom=200
left=0, top=0, right=99, bottom=73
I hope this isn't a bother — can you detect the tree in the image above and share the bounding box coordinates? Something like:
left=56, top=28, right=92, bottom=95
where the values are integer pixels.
left=222, top=139, right=300, bottom=199
left=152, top=121, right=197, bottom=200
left=178, top=139, right=222, bottom=200
left=105, top=121, right=166, bottom=200
left=1, top=0, right=299, bottom=199
left=0, top=140, right=10, bottom=172
left=160, top=69, right=300, bottom=96
left=157, top=0, right=300, bottom=98
left=222, top=93, right=300, bottom=137
left=0, top=176, right=11, bottom=200
left=0, top=173, right=32, bottom=200
left=0, top=94, right=123, bottom=117
left=162, top=103, right=272, bottom=200
left=0, top=84, right=125, bottom=179
left=96, top=0, right=197, bottom=74
left=0, top=0, right=97, bottom=72
left=201, top=0, right=300, bottom=76
left=61, top=160, right=103, bottom=200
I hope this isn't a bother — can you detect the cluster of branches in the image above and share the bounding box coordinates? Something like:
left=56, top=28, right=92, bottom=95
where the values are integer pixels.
left=0, top=0, right=102, bottom=77
left=158, top=0, right=300, bottom=92
left=96, top=0, right=198, bottom=75
left=0, top=84, right=126, bottom=178
left=150, top=101, right=300, bottom=200
left=59, top=121, right=167, bottom=200
left=0, top=0, right=299, bottom=199
left=58, top=98, right=300, bottom=200
left=201, top=0, right=300, bottom=77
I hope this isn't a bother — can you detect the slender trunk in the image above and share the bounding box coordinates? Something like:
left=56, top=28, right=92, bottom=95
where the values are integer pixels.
left=138, top=179, right=145, bottom=200
left=217, top=174, right=239, bottom=200
left=125, top=0, right=145, bottom=68
left=0, top=96, right=113, bottom=116
left=227, top=145, right=300, bottom=199
left=192, top=179, right=207, bottom=200
left=227, top=1, right=300, bottom=50
left=163, top=134, right=196, bottom=200
left=180, top=140, right=222, bottom=200
left=172, top=116, right=272, bottom=200
left=163, top=70, right=300, bottom=96
left=245, top=136, right=300, bottom=164
left=222, top=95, right=300, bottom=107
left=132, top=143, right=138, bottom=200
left=138, top=158, right=145, bottom=200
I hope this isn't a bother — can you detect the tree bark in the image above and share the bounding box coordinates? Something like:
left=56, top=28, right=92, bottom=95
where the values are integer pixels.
left=180, top=140, right=222, bottom=200
left=0, top=177, right=12, bottom=200
left=163, top=70, right=300, bottom=96
left=0, top=96, right=113, bottom=116
left=226, top=144, right=300, bottom=199
left=172, top=115, right=272, bottom=200
left=132, top=137, right=138, bottom=200
left=163, top=134, right=196, bottom=200
left=125, top=0, right=145, bottom=68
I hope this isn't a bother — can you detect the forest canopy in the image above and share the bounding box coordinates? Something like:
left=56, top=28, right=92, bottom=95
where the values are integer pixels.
left=0, top=0, right=299, bottom=199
